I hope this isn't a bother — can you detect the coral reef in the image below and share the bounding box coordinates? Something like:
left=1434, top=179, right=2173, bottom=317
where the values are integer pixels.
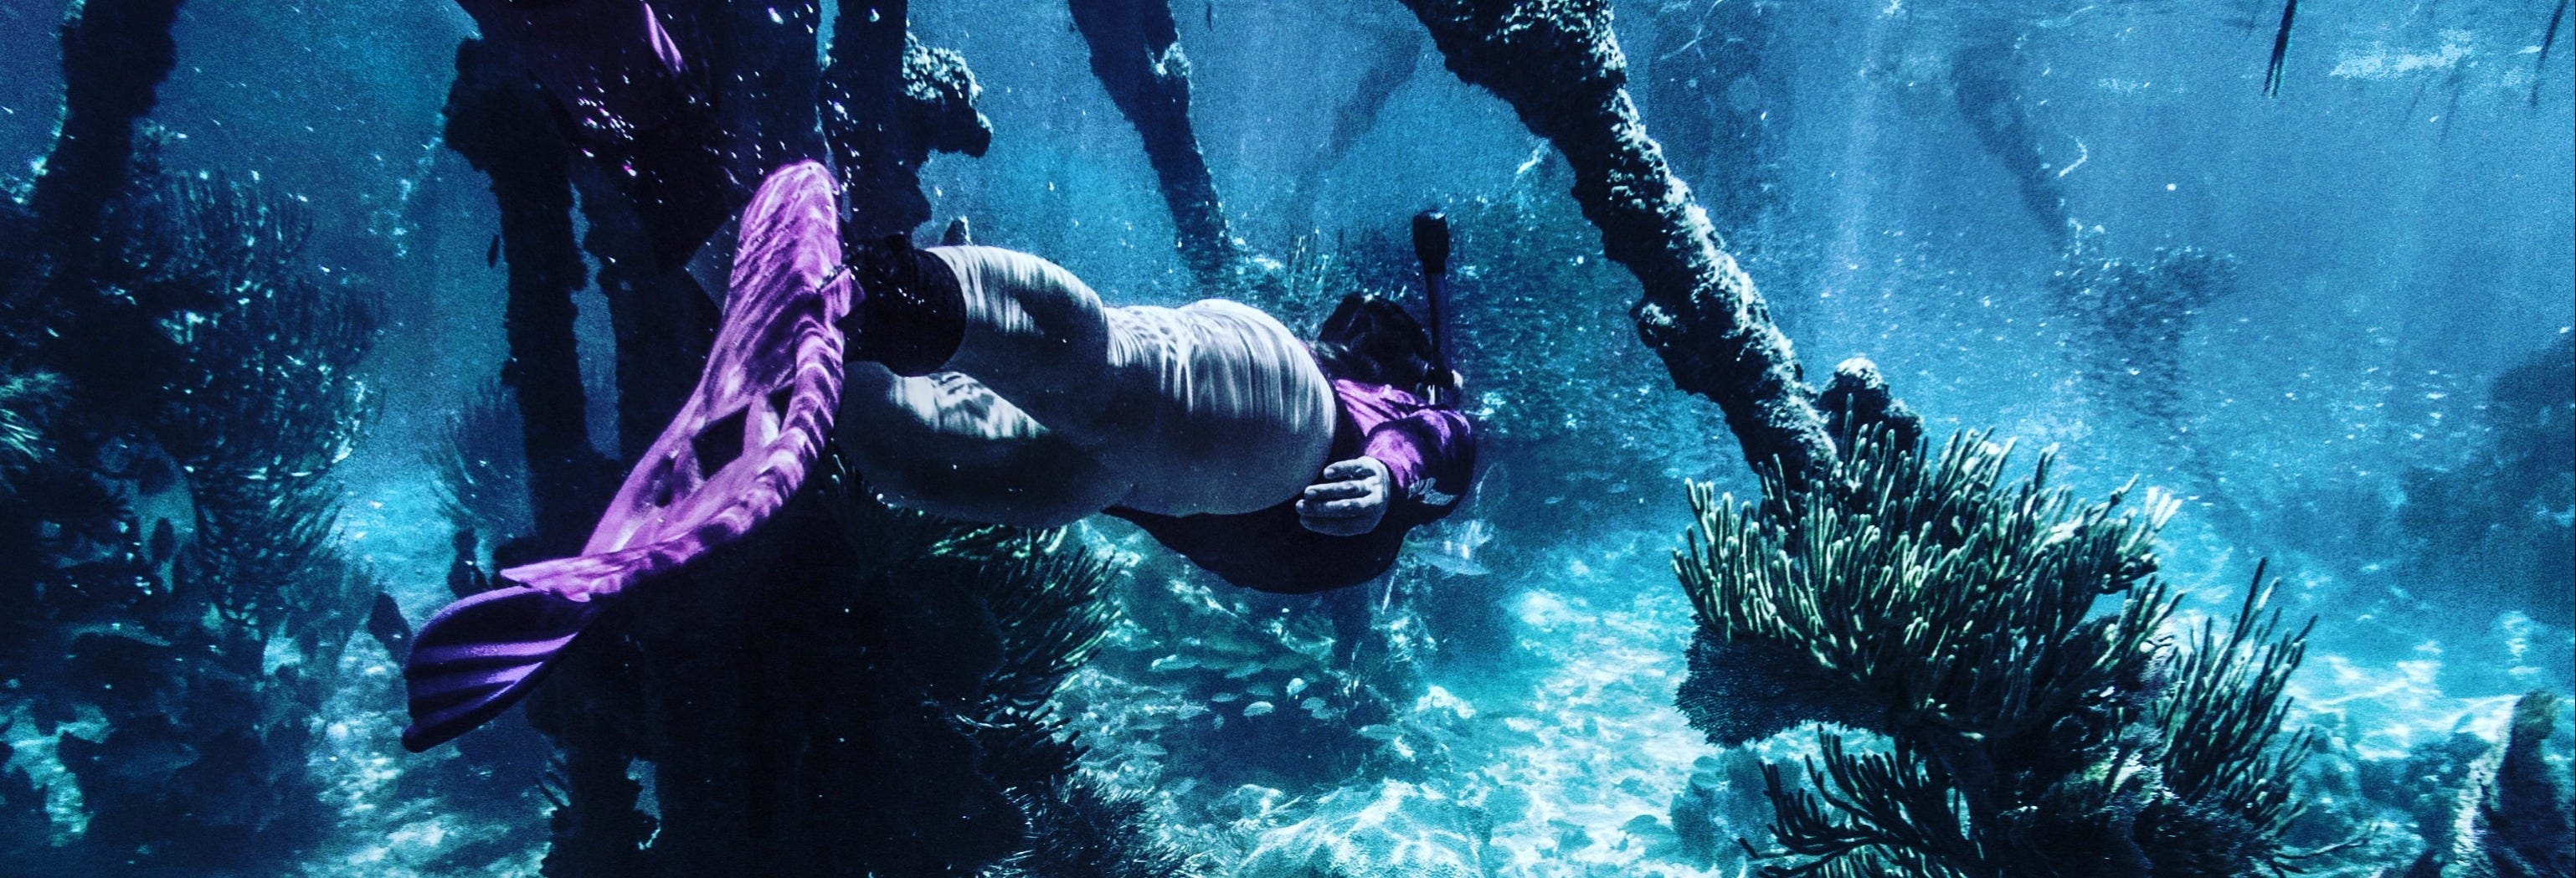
left=0, top=161, right=383, bottom=874
left=497, top=456, right=1190, bottom=876
left=0, top=8, right=384, bottom=871
left=1675, top=430, right=2322, bottom=875
left=2399, top=691, right=2576, bottom=878
left=1668, top=749, right=1782, bottom=872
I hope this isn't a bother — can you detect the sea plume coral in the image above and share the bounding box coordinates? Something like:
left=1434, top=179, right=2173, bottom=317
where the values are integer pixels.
left=1675, top=429, right=2322, bottom=876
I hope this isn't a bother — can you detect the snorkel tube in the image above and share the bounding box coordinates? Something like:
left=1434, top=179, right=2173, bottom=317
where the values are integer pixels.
left=1411, top=209, right=1454, bottom=405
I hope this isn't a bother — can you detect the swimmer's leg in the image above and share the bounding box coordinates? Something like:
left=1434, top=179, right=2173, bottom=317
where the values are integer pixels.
left=836, top=367, right=1129, bottom=528
left=402, top=161, right=846, bottom=752
left=850, top=244, right=1123, bottom=447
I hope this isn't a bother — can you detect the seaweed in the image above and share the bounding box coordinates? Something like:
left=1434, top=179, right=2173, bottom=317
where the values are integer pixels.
left=1674, top=430, right=2326, bottom=876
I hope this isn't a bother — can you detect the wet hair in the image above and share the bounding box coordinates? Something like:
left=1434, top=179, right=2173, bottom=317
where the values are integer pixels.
left=1310, top=294, right=1447, bottom=396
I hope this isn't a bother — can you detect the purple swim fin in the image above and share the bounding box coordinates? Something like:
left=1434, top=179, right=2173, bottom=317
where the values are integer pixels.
left=400, top=587, right=603, bottom=752
left=402, top=160, right=851, bottom=751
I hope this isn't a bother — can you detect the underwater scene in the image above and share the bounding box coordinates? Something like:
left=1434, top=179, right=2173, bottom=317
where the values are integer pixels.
left=0, top=0, right=2571, bottom=875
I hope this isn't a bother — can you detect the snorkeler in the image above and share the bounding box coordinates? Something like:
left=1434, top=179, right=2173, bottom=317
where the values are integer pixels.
left=400, top=1, right=1476, bottom=751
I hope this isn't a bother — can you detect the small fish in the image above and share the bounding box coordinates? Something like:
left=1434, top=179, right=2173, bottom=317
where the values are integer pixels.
left=1242, top=701, right=1275, bottom=716
left=1204, top=634, right=1260, bottom=655
left=2263, top=0, right=2298, bottom=98
left=1356, top=724, right=1403, bottom=741
left=1205, top=0, right=1215, bottom=29
left=1211, top=692, right=1240, bottom=703
left=1300, top=696, right=1325, bottom=712
left=1285, top=676, right=1307, bottom=696
left=1422, top=518, right=1495, bottom=576
left=1129, top=742, right=1169, bottom=757
left=486, top=234, right=501, bottom=266
left=1225, top=661, right=1264, bottom=679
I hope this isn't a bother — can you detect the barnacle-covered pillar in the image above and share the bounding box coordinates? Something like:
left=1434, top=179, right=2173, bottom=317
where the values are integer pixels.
left=1394, top=0, right=1836, bottom=481
left=25, top=0, right=184, bottom=300
left=10, top=0, right=185, bottom=361
left=823, top=0, right=995, bottom=242
left=442, top=39, right=605, bottom=554
left=1068, top=0, right=1242, bottom=290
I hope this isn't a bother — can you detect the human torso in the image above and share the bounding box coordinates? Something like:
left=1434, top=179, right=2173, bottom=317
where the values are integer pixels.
left=1097, top=300, right=1338, bottom=517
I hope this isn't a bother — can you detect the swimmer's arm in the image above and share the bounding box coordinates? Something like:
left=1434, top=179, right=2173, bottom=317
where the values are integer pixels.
left=1295, top=408, right=1475, bottom=537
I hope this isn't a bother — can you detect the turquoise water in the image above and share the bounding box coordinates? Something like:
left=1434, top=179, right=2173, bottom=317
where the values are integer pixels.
left=0, top=1, right=2568, bottom=875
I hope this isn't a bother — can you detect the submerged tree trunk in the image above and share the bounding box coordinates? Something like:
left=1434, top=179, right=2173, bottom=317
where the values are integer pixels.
left=1288, top=17, right=1422, bottom=228
left=822, top=0, right=995, bottom=243
left=1067, top=0, right=1242, bottom=290
left=1949, top=23, right=2076, bottom=250
left=1394, top=0, right=1835, bottom=481
left=27, top=0, right=185, bottom=304
left=441, top=39, right=605, bottom=557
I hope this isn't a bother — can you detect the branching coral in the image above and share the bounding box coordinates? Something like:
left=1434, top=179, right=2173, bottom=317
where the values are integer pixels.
left=1675, top=430, right=2321, bottom=876
left=428, top=380, right=534, bottom=540
left=0, top=167, right=383, bottom=871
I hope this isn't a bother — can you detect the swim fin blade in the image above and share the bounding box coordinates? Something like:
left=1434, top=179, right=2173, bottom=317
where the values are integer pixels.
left=400, top=587, right=603, bottom=752
left=399, top=160, right=851, bottom=748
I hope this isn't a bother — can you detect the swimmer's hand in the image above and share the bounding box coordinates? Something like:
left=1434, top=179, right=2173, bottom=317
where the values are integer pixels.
left=1298, top=457, right=1391, bottom=537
